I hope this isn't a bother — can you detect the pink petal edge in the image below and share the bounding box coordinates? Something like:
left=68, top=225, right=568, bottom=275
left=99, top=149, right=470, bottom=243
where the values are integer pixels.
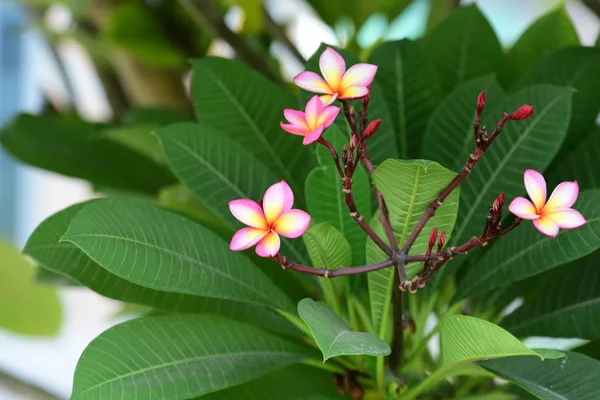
left=262, top=180, right=294, bottom=225
left=341, top=63, right=378, bottom=88
left=319, top=47, right=346, bottom=88
left=228, top=199, right=268, bottom=228
left=523, top=169, right=547, bottom=211
left=543, top=181, right=579, bottom=213
left=283, top=109, right=308, bottom=127
left=281, top=122, right=310, bottom=136
left=508, top=197, right=540, bottom=220
left=533, top=216, right=559, bottom=238
left=274, top=209, right=311, bottom=238
left=293, top=71, right=332, bottom=94
left=255, top=231, right=281, bottom=257
left=302, top=125, right=325, bottom=145
left=545, top=209, right=587, bottom=229
left=230, top=227, right=269, bottom=251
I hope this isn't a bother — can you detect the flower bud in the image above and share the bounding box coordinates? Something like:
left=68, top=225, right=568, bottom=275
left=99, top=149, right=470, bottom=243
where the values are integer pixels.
left=363, top=119, right=382, bottom=139
left=492, top=192, right=505, bottom=213
left=477, top=91, right=486, bottom=112
left=349, top=134, right=357, bottom=150
left=508, top=105, right=534, bottom=120
left=438, top=232, right=447, bottom=248
left=428, top=227, right=438, bottom=248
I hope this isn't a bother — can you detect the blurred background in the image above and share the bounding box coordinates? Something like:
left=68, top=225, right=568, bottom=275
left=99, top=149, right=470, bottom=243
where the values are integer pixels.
left=0, top=0, right=598, bottom=398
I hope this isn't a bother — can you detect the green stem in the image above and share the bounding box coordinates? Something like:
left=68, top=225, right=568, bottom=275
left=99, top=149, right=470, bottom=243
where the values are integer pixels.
left=302, top=359, right=345, bottom=374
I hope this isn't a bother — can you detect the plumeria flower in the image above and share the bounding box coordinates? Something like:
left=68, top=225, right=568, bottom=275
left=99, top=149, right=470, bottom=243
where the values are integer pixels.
left=508, top=169, right=586, bottom=237
left=229, top=181, right=311, bottom=257
left=294, top=47, right=378, bottom=104
left=280, top=95, right=340, bottom=145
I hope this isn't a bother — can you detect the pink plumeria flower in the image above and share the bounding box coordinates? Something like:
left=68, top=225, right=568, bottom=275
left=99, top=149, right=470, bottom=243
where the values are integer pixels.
left=294, top=47, right=378, bottom=104
left=229, top=180, right=311, bottom=257
left=280, top=95, right=340, bottom=145
left=508, top=169, right=586, bottom=238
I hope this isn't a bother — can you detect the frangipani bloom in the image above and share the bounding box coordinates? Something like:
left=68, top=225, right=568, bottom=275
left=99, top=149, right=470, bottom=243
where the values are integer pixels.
left=508, top=169, right=586, bottom=237
left=229, top=181, right=311, bottom=257
left=294, top=47, right=378, bottom=104
left=280, top=95, right=340, bottom=145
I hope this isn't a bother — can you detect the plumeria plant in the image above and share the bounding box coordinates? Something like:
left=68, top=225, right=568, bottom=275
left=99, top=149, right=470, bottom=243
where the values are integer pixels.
left=2, top=4, right=600, bottom=400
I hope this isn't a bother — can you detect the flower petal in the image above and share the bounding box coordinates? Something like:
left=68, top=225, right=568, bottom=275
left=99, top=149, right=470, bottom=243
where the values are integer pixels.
left=305, top=95, right=324, bottom=129
left=319, top=94, right=335, bottom=105
left=293, top=71, right=332, bottom=94
left=508, top=197, right=540, bottom=220
left=302, top=125, right=324, bottom=145
left=319, top=47, right=345, bottom=90
left=542, top=181, right=579, bottom=213
left=273, top=209, right=311, bottom=238
left=524, top=169, right=547, bottom=211
left=339, top=85, right=370, bottom=100
left=228, top=199, right=268, bottom=228
left=341, top=63, right=378, bottom=88
left=230, top=227, right=269, bottom=251
left=255, top=231, right=280, bottom=257
left=316, top=105, right=340, bottom=128
left=283, top=109, right=308, bottom=128
left=545, top=209, right=586, bottom=229
left=280, top=122, right=310, bottom=136
left=533, top=215, right=560, bottom=238
left=263, top=180, right=294, bottom=225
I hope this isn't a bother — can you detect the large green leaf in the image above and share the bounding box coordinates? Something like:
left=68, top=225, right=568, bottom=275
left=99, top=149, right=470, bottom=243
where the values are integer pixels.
left=455, top=189, right=600, bottom=300
left=305, top=0, right=409, bottom=29
left=297, top=298, right=390, bottom=361
left=303, top=223, right=351, bottom=312
left=367, top=159, right=460, bottom=335
left=501, top=251, right=600, bottom=340
left=306, top=126, right=371, bottom=264
left=23, top=202, right=299, bottom=337
left=479, top=351, right=600, bottom=400
left=368, top=39, right=442, bottom=158
left=71, top=315, right=309, bottom=400
left=450, top=85, right=572, bottom=244
left=548, top=127, right=600, bottom=191
left=191, top=57, right=314, bottom=192
left=0, top=242, right=61, bottom=336
left=61, top=199, right=294, bottom=311
left=421, top=75, right=506, bottom=172
left=515, top=47, right=600, bottom=159
left=508, top=7, right=579, bottom=84
left=200, top=364, right=344, bottom=399
left=0, top=114, right=175, bottom=194
left=423, top=5, right=504, bottom=94
left=156, top=122, right=308, bottom=264
left=300, top=44, right=398, bottom=165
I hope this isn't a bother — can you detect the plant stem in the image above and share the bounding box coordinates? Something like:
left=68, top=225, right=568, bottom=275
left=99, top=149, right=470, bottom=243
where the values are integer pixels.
left=302, top=359, right=346, bottom=374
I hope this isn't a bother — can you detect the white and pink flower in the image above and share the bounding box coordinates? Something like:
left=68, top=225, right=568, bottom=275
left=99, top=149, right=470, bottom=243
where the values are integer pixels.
left=280, top=95, right=340, bottom=145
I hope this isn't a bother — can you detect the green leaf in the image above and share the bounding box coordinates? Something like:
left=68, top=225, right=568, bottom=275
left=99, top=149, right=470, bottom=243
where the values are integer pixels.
left=367, top=159, right=460, bottom=335
left=0, top=114, right=176, bottom=194
left=508, top=7, right=579, bottom=84
left=423, top=4, right=504, bottom=94
left=479, top=351, right=600, bottom=400
left=301, top=44, right=398, bottom=165
left=515, top=47, right=600, bottom=160
left=450, top=85, right=572, bottom=244
left=422, top=75, right=506, bottom=172
left=441, top=315, right=538, bottom=368
left=35, top=267, right=78, bottom=286
left=0, top=242, right=62, bottom=336
left=297, top=298, right=390, bottom=361
left=305, top=0, right=410, bottom=29
left=191, top=57, right=314, bottom=193
left=61, top=199, right=295, bottom=311
left=24, top=202, right=298, bottom=337
left=156, top=121, right=308, bottom=264
left=105, top=2, right=185, bottom=68
left=306, top=126, right=371, bottom=264
left=103, top=124, right=165, bottom=164
left=200, top=364, right=344, bottom=400
left=122, top=107, right=192, bottom=125
left=548, top=127, right=600, bottom=191
left=501, top=251, right=600, bottom=340
left=455, top=189, right=600, bottom=300
left=303, top=223, right=352, bottom=312
left=71, top=315, right=309, bottom=400
left=368, top=39, right=442, bottom=158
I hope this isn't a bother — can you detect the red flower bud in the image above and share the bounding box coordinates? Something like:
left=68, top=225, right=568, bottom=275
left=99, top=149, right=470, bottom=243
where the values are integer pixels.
left=363, top=119, right=381, bottom=139
left=508, top=105, right=534, bottom=120
left=429, top=227, right=438, bottom=248
left=438, top=232, right=447, bottom=247
left=492, top=192, right=505, bottom=213
left=477, top=91, right=486, bottom=112
left=349, top=134, right=357, bottom=150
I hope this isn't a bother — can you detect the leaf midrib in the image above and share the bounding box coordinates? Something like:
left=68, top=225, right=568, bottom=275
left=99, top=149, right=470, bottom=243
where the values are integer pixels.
left=200, top=65, right=294, bottom=186
left=62, top=232, right=280, bottom=308
left=453, top=94, right=565, bottom=241
left=73, top=351, right=303, bottom=397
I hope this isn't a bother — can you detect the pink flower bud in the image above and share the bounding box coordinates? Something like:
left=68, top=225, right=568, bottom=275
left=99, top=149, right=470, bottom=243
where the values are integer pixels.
left=429, top=227, right=438, bottom=248
left=508, top=105, right=534, bottom=120
left=477, top=91, right=486, bottom=112
left=350, top=134, right=357, bottom=150
left=363, top=119, right=382, bottom=139
left=438, top=232, right=447, bottom=247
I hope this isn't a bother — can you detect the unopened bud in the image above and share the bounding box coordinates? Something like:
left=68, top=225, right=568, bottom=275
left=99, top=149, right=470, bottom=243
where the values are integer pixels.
left=362, top=93, right=371, bottom=106
left=492, top=192, right=505, bottom=213
left=508, top=105, right=534, bottom=120
left=429, top=227, right=438, bottom=248
left=363, top=119, right=382, bottom=139
left=477, top=91, right=486, bottom=112
left=349, top=134, right=357, bottom=150
left=438, top=232, right=447, bottom=248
